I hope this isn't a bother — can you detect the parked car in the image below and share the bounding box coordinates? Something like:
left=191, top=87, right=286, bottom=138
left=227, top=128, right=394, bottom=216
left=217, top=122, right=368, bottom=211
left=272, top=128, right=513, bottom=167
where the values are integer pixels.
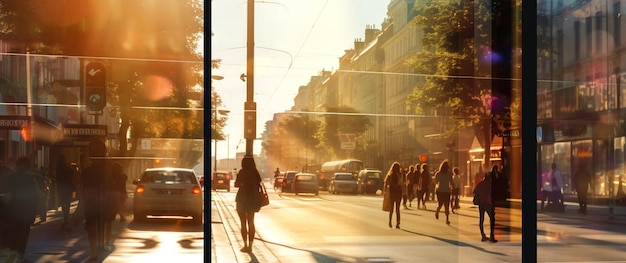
left=329, top=172, right=359, bottom=194
left=279, top=171, right=298, bottom=193
left=358, top=169, right=383, bottom=195
left=292, top=173, right=319, bottom=195
left=132, top=167, right=204, bottom=224
left=211, top=171, right=231, bottom=192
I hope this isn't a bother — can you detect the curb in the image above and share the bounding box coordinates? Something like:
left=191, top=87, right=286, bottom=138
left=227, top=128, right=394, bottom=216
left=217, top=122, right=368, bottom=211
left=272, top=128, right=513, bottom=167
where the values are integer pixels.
left=211, top=186, right=281, bottom=263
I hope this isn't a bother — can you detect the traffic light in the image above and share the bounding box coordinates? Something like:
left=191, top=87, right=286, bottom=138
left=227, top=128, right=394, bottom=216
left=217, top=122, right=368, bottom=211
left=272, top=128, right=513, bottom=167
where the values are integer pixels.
left=85, top=61, right=107, bottom=111
left=86, top=86, right=106, bottom=111
left=244, top=102, right=256, bottom=139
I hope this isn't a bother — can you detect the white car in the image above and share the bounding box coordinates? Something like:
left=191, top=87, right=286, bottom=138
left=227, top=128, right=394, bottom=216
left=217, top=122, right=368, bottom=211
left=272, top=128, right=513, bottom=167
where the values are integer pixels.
left=132, top=167, right=203, bottom=224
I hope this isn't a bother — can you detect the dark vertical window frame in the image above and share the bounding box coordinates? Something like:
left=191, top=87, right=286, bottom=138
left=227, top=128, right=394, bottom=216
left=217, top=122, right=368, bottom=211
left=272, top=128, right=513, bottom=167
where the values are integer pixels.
left=596, top=11, right=603, bottom=52
left=587, top=16, right=593, bottom=56
left=575, top=21, right=581, bottom=60
left=522, top=0, right=538, bottom=262
left=614, top=2, right=621, bottom=48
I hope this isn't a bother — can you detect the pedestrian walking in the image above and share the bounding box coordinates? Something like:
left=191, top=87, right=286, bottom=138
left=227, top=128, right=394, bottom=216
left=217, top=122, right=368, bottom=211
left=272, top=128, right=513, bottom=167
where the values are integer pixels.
left=82, top=140, right=116, bottom=261
left=401, top=167, right=409, bottom=209
left=405, top=165, right=417, bottom=208
left=428, top=174, right=437, bottom=202
left=3, top=157, right=43, bottom=260
left=541, top=163, right=564, bottom=211
left=416, top=163, right=430, bottom=210
left=56, top=154, right=76, bottom=229
left=573, top=162, right=592, bottom=214
left=32, top=167, right=49, bottom=223
left=451, top=167, right=461, bottom=213
left=65, top=164, right=85, bottom=230
left=235, top=156, right=263, bottom=253
left=473, top=167, right=497, bottom=243
left=434, top=160, right=453, bottom=224
left=384, top=162, right=404, bottom=229
left=112, top=162, right=128, bottom=222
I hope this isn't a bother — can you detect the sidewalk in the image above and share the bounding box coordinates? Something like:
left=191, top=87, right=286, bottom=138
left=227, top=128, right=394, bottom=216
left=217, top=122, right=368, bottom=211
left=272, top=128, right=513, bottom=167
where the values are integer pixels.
left=0, top=200, right=130, bottom=263
left=211, top=187, right=626, bottom=263
left=211, top=188, right=279, bottom=263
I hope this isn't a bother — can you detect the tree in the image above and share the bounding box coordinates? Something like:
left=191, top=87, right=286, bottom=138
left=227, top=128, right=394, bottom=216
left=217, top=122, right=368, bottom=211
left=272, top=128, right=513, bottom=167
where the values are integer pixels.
left=0, top=0, right=204, bottom=166
left=281, top=112, right=322, bottom=163
left=317, top=106, right=372, bottom=159
left=405, top=0, right=499, bottom=161
left=281, top=113, right=321, bottom=154
left=211, top=91, right=228, bottom=141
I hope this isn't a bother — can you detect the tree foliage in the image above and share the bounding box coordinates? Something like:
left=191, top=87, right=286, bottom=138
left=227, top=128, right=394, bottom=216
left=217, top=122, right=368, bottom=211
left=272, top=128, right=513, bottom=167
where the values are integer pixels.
left=406, top=0, right=499, bottom=150
left=211, top=91, right=229, bottom=141
left=318, top=106, right=372, bottom=159
left=281, top=113, right=321, bottom=151
left=0, top=0, right=204, bottom=160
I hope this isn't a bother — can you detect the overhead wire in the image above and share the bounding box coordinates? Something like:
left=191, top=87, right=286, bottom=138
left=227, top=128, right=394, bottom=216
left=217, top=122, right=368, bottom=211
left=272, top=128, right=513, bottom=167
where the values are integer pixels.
left=260, top=0, right=330, bottom=113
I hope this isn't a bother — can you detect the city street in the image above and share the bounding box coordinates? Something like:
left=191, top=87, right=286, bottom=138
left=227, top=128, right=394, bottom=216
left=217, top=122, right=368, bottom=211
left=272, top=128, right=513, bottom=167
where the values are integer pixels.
left=212, top=182, right=626, bottom=263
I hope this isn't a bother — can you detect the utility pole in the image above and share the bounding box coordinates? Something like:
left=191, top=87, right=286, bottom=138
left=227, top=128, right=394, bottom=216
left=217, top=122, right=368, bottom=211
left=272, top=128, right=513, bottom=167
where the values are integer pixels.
left=244, top=0, right=256, bottom=156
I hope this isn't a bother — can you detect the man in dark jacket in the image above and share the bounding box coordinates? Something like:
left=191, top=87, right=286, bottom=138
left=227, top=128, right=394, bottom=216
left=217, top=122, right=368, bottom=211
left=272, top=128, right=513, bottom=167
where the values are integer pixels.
left=474, top=168, right=497, bottom=243
left=56, top=154, right=76, bottom=228
left=81, top=139, right=116, bottom=261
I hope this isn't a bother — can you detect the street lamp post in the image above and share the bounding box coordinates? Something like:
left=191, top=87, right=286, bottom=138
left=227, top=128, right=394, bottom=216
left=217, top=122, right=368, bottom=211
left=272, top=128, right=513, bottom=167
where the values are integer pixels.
left=211, top=69, right=224, bottom=173
left=244, top=0, right=256, bottom=156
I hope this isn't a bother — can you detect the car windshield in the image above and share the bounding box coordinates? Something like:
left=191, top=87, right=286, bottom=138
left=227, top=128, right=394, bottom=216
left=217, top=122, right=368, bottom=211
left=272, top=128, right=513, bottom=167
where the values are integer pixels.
left=142, top=171, right=195, bottom=184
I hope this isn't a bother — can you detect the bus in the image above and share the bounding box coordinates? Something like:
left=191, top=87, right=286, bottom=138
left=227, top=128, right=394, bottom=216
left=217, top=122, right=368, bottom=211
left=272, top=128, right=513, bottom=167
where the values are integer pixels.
left=319, top=159, right=364, bottom=190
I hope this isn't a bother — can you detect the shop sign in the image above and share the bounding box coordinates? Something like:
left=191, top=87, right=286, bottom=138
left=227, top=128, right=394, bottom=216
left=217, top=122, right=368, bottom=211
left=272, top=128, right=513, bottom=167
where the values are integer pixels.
left=0, top=116, right=29, bottom=130
left=62, top=124, right=107, bottom=138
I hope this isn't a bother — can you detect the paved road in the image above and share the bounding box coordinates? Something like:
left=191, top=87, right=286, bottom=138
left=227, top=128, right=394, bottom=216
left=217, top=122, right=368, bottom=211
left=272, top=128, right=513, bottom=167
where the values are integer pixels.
left=211, top=182, right=626, bottom=263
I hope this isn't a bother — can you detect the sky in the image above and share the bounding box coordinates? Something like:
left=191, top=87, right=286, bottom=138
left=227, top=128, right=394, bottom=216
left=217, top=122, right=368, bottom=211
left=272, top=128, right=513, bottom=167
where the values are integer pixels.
left=211, top=0, right=390, bottom=159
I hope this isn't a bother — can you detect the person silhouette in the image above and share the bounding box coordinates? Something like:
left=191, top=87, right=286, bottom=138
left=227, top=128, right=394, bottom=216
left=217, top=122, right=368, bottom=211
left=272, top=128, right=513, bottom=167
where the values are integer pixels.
left=56, top=154, right=76, bottom=229
left=81, top=140, right=116, bottom=261
left=383, top=162, right=404, bottom=228
left=474, top=168, right=497, bottom=243
left=451, top=167, right=461, bottom=213
left=235, top=156, right=263, bottom=253
left=434, top=160, right=453, bottom=225
left=416, top=163, right=430, bottom=210
left=573, top=162, right=591, bottom=214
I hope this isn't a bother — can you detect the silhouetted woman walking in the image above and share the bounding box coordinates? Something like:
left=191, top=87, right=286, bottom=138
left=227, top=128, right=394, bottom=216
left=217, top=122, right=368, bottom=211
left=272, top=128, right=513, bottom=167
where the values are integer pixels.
left=384, top=162, right=404, bottom=229
left=235, top=156, right=263, bottom=252
left=434, top=160, right=453, bottom=224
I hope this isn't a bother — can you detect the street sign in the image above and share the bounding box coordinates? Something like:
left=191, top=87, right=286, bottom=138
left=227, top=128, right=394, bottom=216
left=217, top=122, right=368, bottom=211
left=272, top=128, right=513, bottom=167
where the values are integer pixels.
left=340, top=133, right=356, bottom=150
left=502, top=129, right=520, bottom=137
